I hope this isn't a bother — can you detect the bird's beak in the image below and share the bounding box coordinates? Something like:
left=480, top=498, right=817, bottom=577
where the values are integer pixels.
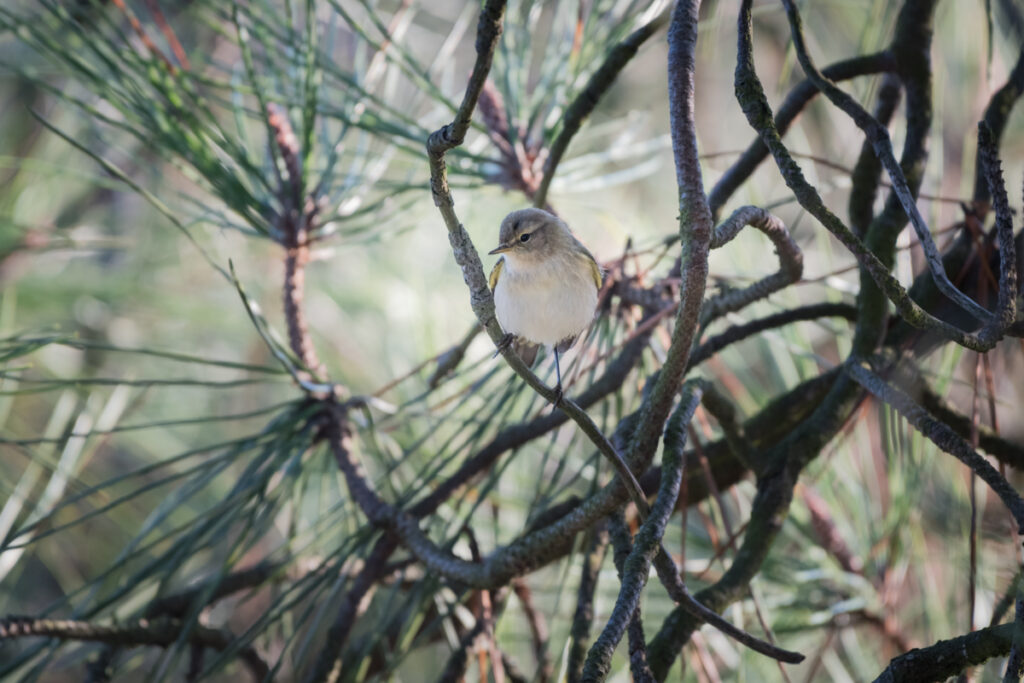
left=488, top=244, right=512, bottom=255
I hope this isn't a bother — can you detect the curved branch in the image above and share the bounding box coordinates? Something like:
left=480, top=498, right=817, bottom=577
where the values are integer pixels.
left=779, top=0, right=994, bottom=325
left=701, top=206, right=803, bottom=325
left=973, top=43, right=1024, bottom=204
left=581, top=398, right=692, bottom=680
left=977, top=121, right=1019, bottom=331
left=619, top=0, right=714, bottom=485
left=708, top=51, right=897, bottom=218
left=689, top=302, right=857, bottom=368
left=425, top=0, right=651, bottom=525
left=919, top=386, right=1024, bottom=470
left=411, top=321, right=652, bottom=518
left=734, top=0, right=1001, bottom=352
left=872, top=623, right=1013, bottom=683
left=606, top=514, right=655, bottom=683
left=848, top=73, right=902, bottom=238
left=646, top=464, right=798, bottom=679
left=567, top=524, right=610, bottom=683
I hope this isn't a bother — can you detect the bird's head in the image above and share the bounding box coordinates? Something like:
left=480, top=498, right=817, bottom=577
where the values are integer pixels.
left=488, top=208, right=571, bottom=264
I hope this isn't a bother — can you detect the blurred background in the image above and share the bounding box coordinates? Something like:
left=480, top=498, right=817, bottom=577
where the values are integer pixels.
left=1, top=0, right=1023, bottom=680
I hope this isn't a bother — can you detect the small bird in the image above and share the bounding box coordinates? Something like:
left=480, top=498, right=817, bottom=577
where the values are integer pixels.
left=488, top=208, right=602, bottom=403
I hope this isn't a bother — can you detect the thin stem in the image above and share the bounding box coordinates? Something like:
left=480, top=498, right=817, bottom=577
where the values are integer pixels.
left=847, top=359, right=1024, bottom=531
left=533, top=7, right=671, bottom=208
left=0, top=616, right=268, bottom=681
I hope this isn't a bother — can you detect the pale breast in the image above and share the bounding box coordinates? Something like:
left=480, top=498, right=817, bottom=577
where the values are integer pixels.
left=493, top=254, right=598, bottom=346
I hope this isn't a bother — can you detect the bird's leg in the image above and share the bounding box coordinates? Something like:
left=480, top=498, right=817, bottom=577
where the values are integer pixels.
left=493, top=332, right=514, bottom=358
left=552, top=349, right=564, bottom=406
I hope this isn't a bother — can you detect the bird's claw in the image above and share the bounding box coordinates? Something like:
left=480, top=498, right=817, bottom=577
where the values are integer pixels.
left=551, top=383, right=564, bottom=407
left=493, top=333, right=514, bottom=358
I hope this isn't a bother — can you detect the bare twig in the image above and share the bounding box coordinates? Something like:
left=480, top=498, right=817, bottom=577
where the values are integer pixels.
left=567, top=524, right=610, bottom=683
left=0, top=615, right=268, bottom=681
left=533, top=6, right=672, bottom=208
left=511, top=580, right=553, bottom=683
left=801, top=486, right=863, bottom=575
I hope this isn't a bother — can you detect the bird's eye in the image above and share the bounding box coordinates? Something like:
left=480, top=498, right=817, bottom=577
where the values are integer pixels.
left=519, top=233, right=531, bottom=243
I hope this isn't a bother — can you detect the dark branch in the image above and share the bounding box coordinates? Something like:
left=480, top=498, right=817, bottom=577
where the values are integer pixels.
left=847, top=359, right=1024, bottom=531
left=872, top=623, right=1014, bottom=683
left=567, top=523, right=610, bottom=683
left=708, top=51, right=897, bottom=218
left=780, top=0, right=993, bottom=325
left=974, top=44, right=1024, bottom=204
left=0, top=615, right=268, bottom=681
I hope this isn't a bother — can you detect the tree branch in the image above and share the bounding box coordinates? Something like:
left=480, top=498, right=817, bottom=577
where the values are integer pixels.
left=425, top=0, right=651, bottom=526
left=0, top=615, right=268, bottom=681
left=708, top=51, right=897, bottom=218
left=847, top=359, right=1024, bottom=531
left=616, top=0, right=714, bottom=496
left=567, top=523, right=609, bottom=683
left=872, top=623, right=1014, bottom=683
left=607, top=512, right=657, bottom=683
left=734, top=0, right=1001, bottom=352
left=779, top=0, right=994, bottom=326
left=580, top=397, right=692, bottom=680
left=974, top=43, right=1024, bottom=204
left=701, top=205, right=803, bottom=325
left=689, top=302, right=857, bottom=369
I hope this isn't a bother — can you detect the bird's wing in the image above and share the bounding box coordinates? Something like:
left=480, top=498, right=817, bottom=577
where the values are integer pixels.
left=579, top=249, right=603, bottom=290
left=587, top=256, right=603, bottom=290
left=488, top=256, right=505, bottom=292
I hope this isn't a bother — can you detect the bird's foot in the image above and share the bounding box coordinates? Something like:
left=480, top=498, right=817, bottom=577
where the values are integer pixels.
left=493, top=333, right=514, bottom=358
left=551, top=383, right=564, bottom=407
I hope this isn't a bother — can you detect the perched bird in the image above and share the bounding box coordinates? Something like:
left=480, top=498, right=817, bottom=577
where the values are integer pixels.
left=488, top=208, right=602, bottom=402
